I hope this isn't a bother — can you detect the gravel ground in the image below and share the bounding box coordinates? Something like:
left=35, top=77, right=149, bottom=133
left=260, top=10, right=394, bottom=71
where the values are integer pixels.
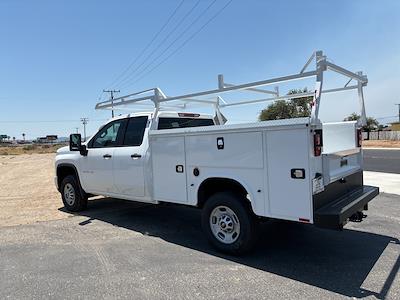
left=0, top=153, right=71, bottom=227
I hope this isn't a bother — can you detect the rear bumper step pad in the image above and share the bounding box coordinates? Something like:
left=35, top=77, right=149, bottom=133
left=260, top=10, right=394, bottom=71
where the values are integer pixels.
left=314, top=185, right=379, bottom=230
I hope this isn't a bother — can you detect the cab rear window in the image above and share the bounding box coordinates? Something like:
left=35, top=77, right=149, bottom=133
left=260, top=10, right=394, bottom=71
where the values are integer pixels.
left=158, top=117, right=214, bottom=130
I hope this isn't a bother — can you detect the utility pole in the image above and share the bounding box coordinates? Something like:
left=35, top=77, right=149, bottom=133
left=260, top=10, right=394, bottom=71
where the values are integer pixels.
left=80, top=118, right=88, bottom=141
left=103, top=90, right=120, bottom=118
left=396, top=104, right=400, bottom=123
left=75, top=127, right=79, bottom=134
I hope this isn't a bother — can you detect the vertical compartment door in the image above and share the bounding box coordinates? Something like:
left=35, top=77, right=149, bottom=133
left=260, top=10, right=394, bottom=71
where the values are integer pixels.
left=151, top=135, right=188, bottom=204
left=265, top=128, right=312, bottom=222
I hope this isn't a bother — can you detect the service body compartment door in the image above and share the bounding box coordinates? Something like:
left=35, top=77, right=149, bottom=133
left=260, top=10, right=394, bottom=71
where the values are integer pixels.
left=151, top=135, right=187, bottom=204
left=322, top=121, right=362, bottom=185
left=265, top=128, right=312, bottom=222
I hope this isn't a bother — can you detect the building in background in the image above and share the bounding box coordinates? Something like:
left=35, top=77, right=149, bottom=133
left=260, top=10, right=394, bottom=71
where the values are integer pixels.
left=390, top=122, right=400, bottom=131
left=36, top=135, right=58, bottom=144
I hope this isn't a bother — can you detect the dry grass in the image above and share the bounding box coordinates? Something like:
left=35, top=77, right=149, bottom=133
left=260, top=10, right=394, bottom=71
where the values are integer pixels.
left=362, top=140, right=400, bottom=148
left=0, top=153, right=72, bottom=227
left=0, top=144, right=66, bottom=156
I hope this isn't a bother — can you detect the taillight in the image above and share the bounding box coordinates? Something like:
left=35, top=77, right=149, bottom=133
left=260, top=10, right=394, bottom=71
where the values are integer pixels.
left=357, top=129, right=362, bottom=147
left=313, top=129, right=323, bottom=156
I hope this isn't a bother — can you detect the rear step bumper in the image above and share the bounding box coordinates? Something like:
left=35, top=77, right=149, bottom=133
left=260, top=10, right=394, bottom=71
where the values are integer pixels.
left=314, top=185, right=379, bottom=230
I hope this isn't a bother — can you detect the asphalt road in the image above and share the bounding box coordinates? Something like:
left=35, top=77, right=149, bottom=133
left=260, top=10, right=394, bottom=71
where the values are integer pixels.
left=1, top=194, right=399, bottom=299
left=364, top=149, right=400, bottom=174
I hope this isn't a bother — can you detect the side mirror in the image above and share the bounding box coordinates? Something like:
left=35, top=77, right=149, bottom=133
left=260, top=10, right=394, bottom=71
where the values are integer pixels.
left=69, top=134, right=82, bottom=151
left=69, top=134, right=88, bottom=156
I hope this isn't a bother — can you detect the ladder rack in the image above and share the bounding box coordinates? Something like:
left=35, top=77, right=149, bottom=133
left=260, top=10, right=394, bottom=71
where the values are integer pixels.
left=95, top=50, right=368, bottom=126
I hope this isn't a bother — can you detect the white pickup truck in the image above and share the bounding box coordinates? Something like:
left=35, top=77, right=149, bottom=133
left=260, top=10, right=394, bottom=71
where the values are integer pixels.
left=55, top=51, right=379, bottom=254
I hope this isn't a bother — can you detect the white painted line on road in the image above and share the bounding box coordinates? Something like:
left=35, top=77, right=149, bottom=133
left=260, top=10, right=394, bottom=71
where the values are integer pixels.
left=363, top=147, right=400, bottom=150
left=364, top=171, right=400, bottom=195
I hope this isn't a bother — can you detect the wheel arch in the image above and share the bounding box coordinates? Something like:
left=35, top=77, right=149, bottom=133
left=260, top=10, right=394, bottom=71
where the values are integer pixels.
left=197, top=177, right=255, bottom=213
left=56, top=163, right=85, bottom=196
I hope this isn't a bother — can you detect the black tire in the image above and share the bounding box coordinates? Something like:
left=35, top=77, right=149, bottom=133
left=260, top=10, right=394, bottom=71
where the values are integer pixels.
left=201, top=191, right=257, bottom=255
left=60, top=175, right=88, bottom=212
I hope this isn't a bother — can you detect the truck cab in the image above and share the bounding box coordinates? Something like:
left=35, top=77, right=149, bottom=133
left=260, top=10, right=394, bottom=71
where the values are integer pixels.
left=55, top=111, right=215, bottom=203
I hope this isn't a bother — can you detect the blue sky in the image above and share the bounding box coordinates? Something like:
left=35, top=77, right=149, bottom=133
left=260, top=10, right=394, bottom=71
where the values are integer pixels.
left=1, top=0, right=399, bottom=139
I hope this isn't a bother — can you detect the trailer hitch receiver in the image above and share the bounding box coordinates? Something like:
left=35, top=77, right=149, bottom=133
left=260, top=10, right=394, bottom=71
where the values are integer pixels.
left=349, top=211, right=366, bottom=222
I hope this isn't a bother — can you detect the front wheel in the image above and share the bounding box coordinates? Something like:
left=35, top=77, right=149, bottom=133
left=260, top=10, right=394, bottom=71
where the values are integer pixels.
left=60, top=175, right=87, bottom=212
left=201, top=192, right=257, bottom=255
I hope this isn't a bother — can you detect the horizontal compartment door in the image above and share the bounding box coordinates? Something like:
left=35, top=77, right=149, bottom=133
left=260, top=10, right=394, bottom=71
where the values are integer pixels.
left=322, top=148, right=362, bottom=185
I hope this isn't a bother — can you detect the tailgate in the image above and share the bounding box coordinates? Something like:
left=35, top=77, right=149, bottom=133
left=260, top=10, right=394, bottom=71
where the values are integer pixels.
left=322, top=121, right=361, bottom=185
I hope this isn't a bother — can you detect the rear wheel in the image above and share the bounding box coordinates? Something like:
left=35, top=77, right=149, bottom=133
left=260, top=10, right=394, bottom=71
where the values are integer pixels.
left=201, top=192, right=257, bottom=255
left=60, top=175, right=87, bottom=212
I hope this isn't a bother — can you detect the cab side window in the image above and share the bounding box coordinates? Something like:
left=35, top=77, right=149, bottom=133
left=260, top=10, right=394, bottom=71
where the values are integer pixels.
left=123, top=116, right=148, bottom=146
left=90, top=119, right=127, bottom=148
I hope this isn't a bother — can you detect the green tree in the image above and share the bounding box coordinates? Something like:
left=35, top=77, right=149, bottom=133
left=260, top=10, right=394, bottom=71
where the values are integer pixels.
left=259, top=88, right=313, bottom=121
left=343, top=113, right=379, bottom=131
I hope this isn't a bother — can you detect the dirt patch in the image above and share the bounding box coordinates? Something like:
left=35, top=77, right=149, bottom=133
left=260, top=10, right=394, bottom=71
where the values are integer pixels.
left=363, top=140, right=400, bottom=148
left=0, top=153, right=72, bottom=227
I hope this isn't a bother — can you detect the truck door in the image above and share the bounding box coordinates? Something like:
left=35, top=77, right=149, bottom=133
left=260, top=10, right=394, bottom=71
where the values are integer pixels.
left=112, top=116, right=148, bottom=198
left=80, top=119, right=127, bottom=194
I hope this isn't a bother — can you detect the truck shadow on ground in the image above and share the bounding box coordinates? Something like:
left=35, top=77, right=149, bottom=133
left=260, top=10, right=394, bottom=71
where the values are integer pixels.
left=61, top=197, right=399, bottom=299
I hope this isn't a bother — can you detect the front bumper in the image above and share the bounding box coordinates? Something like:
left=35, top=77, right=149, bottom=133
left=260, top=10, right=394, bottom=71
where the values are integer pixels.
left=313, top=171, right=379, bottom=230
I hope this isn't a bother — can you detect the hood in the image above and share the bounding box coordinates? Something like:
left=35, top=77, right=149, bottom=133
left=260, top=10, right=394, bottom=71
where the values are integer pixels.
left=56, top=146, right=70, bottom=154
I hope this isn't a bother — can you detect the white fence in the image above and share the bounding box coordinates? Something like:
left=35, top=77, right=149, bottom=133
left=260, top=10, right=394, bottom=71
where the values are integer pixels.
left=362, top=131, right=400, bottom=141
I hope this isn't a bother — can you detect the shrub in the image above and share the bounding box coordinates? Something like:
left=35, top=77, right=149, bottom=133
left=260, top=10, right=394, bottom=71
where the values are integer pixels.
left=23, top=145, right=36, bottom=151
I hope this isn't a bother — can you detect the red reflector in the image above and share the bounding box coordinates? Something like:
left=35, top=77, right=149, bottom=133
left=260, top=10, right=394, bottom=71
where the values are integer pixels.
left=178, top=113, right=200, bottom=118
left=299, top=218, right=310, bottom=223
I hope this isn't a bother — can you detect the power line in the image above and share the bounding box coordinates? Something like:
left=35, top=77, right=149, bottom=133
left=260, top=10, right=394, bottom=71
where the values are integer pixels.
left=115, top=0, right=202, bottom=89
left=106, top=0, right=186, bottom=89
left=119, top=0, right=218, bottom=90
left=123, top=0, right=233, bottom=90
left=375, top=115, right=398, bottom=120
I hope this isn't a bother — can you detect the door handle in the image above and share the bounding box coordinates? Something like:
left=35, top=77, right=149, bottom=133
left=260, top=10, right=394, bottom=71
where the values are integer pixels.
left=131, top=153, right=142, bottom=159
left=103, top=154, right=112, bottom=159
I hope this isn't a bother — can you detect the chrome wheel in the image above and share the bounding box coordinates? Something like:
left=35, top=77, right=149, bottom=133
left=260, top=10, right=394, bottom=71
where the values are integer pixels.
left=209, top=206, right=241, bottom=244
left=63, top=183, right=76, bottom=206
